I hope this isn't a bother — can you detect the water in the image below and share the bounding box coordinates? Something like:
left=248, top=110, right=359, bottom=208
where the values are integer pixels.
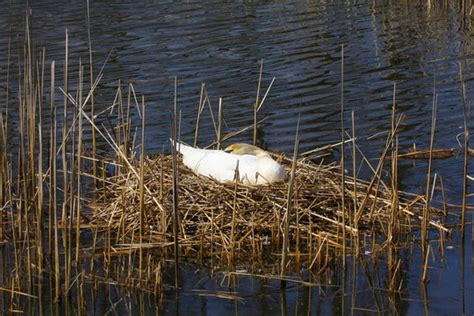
left=0, top=0, right=473, bottom=314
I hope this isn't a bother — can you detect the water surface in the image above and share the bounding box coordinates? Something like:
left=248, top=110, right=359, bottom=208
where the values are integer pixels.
left=0, top=0, right=473, bottom=314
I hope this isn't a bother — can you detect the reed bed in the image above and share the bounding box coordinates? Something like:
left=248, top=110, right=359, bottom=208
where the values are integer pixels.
left=90, top=149, right=449, bottom=273
left=0, top=11, right=467, bottom=313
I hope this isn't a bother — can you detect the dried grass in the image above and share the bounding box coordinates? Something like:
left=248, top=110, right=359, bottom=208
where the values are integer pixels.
left=90, top=151, right=448, bottom=271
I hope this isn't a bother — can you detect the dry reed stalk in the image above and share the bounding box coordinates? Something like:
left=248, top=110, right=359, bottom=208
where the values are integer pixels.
left=458, top=63, right=469, bottom=241
left=351, top=111, right=359, bottom=255
left=194, top=83, right=206, bottom=147
left=20, top=17, right=34, bottom=291
left=91, top=145, right=449, bottom=278
left=229, top=161, right=239, bottom=270
left=388, top=136, right=399, bottom=292
left=0, top=114, right=5, bottom=239
left=281, top=137, right=299, bottom=288
left=295, top=189, right=301, bottom=270
left=4, top=26, right=11, bottom=136
left=438, top=175, right=447, bottom=216
left=217, top=98, right=222, bottom=150
left=340, top=44, right=346, bottom=268
left=253, top=59, right=263, bottom=146
left=37, top=48, right=46, bottom=283
left=66, top=92, right=76, bottom=295
left=139, top=95, right=146, bottom=283
left=47, top=60, right=61, bottom=301
left=75, top=64, right=84, bottom=264
left=388, top=84, right=400, bottom=291
left=86, top=0, right=97, bottom=183
left=2, top=15, right=466, bottom=303
left=257, top=77, right=275, bottom=114
left=422, top=244, right=431, bottom=283
left=124, top=84, right=133, bottom=154
left=204, top=118, right=268, bottom=150
left=202, top=93, right=217, bottom=140
left=36, top=121, right=44, bottom=277
left=62, top=82, right=165, bottom=210
left=114, top=82, right=124, bottom=159
left=422, top=81, right=437, bottom=262
left=350, top=257, right=358, bottom=316
left=355, top=115, right=404, bottom=224
left=171, top=77, right=180, bottom=292
left=61, top=29, right=70, bottom=295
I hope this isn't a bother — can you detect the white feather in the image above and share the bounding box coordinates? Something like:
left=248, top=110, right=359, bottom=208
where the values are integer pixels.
left=174, top=141, right=287, bottom=184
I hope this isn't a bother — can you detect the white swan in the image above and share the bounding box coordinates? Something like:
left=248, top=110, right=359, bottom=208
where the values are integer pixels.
left=174, top=141, right=287, bottom=184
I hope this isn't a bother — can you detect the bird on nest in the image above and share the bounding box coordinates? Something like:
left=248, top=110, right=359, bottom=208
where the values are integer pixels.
left=174, top=141, right=287, bottom=185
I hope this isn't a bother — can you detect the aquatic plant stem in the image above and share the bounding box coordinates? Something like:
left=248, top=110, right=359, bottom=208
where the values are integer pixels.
left=281, top=118, right=299, bottom=289
left=253, top=59, right=263, bottom=146
left=139, top=95, right=146, bottom=284
left=340, top=44, right=346, bottom=269
left=458, top=63, right=469, bottom=241
left=171, top=76, right=180, bottom=293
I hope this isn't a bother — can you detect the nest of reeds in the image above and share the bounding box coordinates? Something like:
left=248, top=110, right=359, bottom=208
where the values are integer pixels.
left=91, top=152, right=447, bottom=271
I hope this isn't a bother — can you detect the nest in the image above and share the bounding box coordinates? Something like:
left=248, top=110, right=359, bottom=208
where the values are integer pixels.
left=91, top=153, right=447, bottom=271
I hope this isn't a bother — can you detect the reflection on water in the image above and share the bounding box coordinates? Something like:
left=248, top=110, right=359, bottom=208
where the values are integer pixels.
left=0, top=0, right=473, bottom=314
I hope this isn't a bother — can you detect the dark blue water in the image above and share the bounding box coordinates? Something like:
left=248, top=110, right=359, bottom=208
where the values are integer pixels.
left=0, top=0, right=473, bottom=314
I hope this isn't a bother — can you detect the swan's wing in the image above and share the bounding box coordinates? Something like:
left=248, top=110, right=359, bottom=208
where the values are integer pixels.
left=193, top=151, right=242, bottom=182
left=178, top=143, right=251, bottom=182
left=254, top=156, right=288, bottom=184
left=177, top=142, right=285, bottom=184
left=235, top=155, right=259, bottom=184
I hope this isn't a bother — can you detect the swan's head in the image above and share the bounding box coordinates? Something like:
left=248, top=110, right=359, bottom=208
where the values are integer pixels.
left=224, top=143, right=270, bottom=157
